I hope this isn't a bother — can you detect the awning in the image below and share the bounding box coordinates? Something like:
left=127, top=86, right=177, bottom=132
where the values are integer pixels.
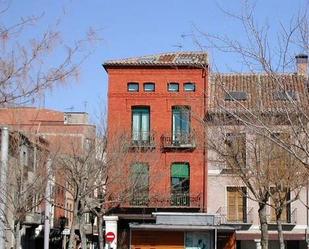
left=236, top=231, right=306, bottom=241
left=172, top=163, right=189, bottom=178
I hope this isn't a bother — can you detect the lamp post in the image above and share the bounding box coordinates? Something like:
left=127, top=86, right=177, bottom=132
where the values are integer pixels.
left=89, top=212, right=95, bottom=249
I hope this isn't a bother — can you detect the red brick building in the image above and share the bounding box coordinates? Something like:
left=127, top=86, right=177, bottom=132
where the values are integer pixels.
left=104, top=52, right=210, bottom=248
left=0, top=107, right=95, bottom=229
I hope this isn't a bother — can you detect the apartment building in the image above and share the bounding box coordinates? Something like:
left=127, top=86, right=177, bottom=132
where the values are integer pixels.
left=0, top=107, right=96, bottom=246
left=207, top=55, right=309, bottom=249
left=104, top=52, right=240, bottom=249
left=0, top=127, right=49, bottom=249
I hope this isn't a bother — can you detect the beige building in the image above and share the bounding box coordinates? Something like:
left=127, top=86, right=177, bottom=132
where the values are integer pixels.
left=207, top=55, right=309, bottom=249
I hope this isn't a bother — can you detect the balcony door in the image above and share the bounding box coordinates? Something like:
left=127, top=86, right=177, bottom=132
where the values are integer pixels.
left=172, top=106, right=190, bottom=143
left=171, top=163, right=190, bottom=206
left=132, top=107, right=150, bottom=142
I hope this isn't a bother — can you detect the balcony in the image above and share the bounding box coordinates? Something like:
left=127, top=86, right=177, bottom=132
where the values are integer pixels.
left=130, top=194, right=149, bottom=206
left=161, top=132, right=196, bottom=150
left=128, top=193, right=201, bottom=209
left=216, top=206, right=254, bottom=224
left=267, top=207, right=296, bottom=224
left=130, top=131, right=155, bottom=149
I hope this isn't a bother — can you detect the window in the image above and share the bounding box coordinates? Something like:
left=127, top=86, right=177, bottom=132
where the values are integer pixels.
left=225, top=133, right=246, bottom=166
left=143, top=82, right=155, bottom=92
left=172, top=106, right=191, bottom=144
left=184, top=82, right=196, bottom=92
left=270, top=188, right=290, bottom=223
left=132, top=107, right=150, bottom=142
left=168, top=82, right=179, bottom=92
left=127, top=82, right=139, bottom=92
left=171, top=163, right=190, bottom=206
left=227, top=187, right=247, bottom=222
left=273, top=90, right=297, bottom=101
left=131, top=163, right=149, bottom=205
left=224, top=91, right=247, bottom=101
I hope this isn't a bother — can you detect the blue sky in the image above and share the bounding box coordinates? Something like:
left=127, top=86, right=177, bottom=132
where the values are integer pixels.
left=7, top=0, right=307, bottom=119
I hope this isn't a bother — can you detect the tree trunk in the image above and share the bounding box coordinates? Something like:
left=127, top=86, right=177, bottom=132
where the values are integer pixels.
left=276, top=210, right=285, bottom=249
left=98, top=215, right=104, bottom=249
left=14, top=220, right=21, bottom=249
left=258, top=203, right=269, bottom=249
left=68, top=204, right=79, bottom=249
left=79, top=213, right=87, bottom=249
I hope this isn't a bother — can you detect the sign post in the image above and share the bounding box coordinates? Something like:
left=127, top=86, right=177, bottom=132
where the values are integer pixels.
left=105, top=232, right=115, bottom=249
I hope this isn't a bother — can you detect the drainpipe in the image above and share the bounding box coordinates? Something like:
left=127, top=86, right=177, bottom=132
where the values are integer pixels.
left=44, top=159, right=52, bottom=249
left=0, top=127, right=9, bottom=249
left=202, top=66, right=208, bottom=212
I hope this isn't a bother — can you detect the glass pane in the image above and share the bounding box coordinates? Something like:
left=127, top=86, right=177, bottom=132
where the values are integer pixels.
left=173, top=110, right=181, bottom=140
left=132, top=113, right=140, bottom=140
left=128, top=83, right=139, bottom=92
left=144, top=83, right=155, bottom=92
left=168, top=83, right=179, bottom=92
left=132, top=107, right=150, bottom=141
left=141, top=112, right=150, bottom=140
left=184, top=83, right=195, bottom=92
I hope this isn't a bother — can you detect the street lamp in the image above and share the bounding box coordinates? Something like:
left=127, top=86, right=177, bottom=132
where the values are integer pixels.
left=89, top=212, right=96, bottom=248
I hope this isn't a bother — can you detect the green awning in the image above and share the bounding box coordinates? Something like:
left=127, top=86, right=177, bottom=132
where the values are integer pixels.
left=171, top=163, right=189, bottom=178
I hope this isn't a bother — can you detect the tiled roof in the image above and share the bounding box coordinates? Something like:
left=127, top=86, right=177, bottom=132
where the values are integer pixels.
left=103, top=51, right=208, bottom=68
left=208, top=73, right=309, bottom=114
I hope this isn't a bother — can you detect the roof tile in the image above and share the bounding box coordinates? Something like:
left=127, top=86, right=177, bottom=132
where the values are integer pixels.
left=103, top=51, right=208, bottom=68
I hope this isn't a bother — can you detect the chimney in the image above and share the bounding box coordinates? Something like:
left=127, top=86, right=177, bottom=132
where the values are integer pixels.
left=295, top=54, right=308, bottom=76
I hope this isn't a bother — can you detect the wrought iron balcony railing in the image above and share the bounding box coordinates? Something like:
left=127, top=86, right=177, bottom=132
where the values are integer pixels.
left=170, top=193, right=190, bottom=206
left=130, top=131, right=155, bottom=149
left=127, top=193, right=201, bottom=208
left=161, top=132, right=196, bottom=149
left=216, top=206, right=253, bottom=224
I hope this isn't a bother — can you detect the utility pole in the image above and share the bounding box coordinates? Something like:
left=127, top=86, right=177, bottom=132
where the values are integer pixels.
left=0, top=127, right=9, bottom=249
left=44, top=159, right=52, bottom=249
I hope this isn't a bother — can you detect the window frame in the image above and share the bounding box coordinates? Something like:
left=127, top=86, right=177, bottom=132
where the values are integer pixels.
left=225, top=132, right=247, bottom=167
left=226, top=186, right=247, bottom=223
left=171, top=162, right=190, bottom=206
left=168, top=82, right=180, bottom=92
left=184, top=82, right=196, bottom=92
left=143, top=82, right=155, bottom=92
left=131, top=106, right=150, bottom=142
left=131, top=162, right=149, bottom=205
left=172, top=106, right=191, bottom=143
left=224, top=91, right=248, bottom=101
left=127, top=82, right=139, bottom=92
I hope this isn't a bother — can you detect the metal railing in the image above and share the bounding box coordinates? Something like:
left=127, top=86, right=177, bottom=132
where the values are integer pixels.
left=171, top=193, right=190, bottom=206
left=161, top=132, right=196, bottom=149
left=216, top=206, right=253, bottom=224
left=131, top=131, right=155, bottom=148
left=128, top=193, right=201, bottom=208
left=130, top=194, right=149, bottom=206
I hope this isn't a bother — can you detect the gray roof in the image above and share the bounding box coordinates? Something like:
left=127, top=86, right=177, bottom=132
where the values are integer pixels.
left=129, top=223, right=235, bottom=232
left=103, top=51, right=208, bottom=68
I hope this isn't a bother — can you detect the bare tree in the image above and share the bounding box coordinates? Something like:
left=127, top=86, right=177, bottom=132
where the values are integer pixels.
left=53, top=123, right=161, bottom=249
left=0, top=1, right=99, bottom=107
left=195, top=2, right=309, bottom=248
left=207, top=119, right=308, bottom=249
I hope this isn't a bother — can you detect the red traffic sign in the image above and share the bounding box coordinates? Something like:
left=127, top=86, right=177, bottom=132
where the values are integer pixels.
left=105, top=232, right=115, bottom=243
